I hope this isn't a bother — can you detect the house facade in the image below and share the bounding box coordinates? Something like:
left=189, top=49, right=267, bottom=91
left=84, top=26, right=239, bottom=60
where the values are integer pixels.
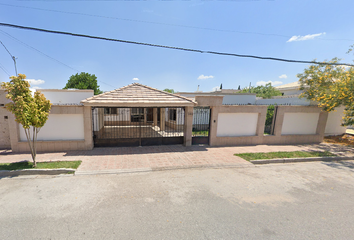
left=0, top=83, right=344, bottom=152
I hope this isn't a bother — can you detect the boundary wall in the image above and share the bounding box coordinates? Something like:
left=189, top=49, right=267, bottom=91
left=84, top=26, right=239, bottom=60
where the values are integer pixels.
left=195, top=96, right=328, bottom=147
left=8, top=105, right=93, bottom=153
left=0, top=89, right=11, bottom=149
left=0, top=92, right=339, bottom=153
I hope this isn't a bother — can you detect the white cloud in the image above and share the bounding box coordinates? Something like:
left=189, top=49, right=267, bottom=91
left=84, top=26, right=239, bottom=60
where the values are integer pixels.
left=287, top=32, right=326, bottom=42
left=279, top=74, right=287, bottom=79
left=256, top=81, right=283, bottom=86
left=132, top=78, right=139, bottom=81
left=198, top=74, right=214, bottom=80
left=26, top=79, right=45, bottom=85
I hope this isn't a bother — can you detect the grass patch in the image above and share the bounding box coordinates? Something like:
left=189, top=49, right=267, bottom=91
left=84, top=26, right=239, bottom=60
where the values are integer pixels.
left=192, top=130, right=209, bottom=136
left=234, top=151, right=336, bottom=161
left=0, top=161, right=82, bottom=171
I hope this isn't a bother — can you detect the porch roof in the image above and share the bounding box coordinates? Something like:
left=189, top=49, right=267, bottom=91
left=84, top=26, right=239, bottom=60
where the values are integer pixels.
left=81, top=83, right=196, bottom=107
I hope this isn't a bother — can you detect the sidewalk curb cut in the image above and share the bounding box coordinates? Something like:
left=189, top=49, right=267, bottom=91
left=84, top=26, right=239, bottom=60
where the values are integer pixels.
left=250, top=156, right=354, bottom=165
left=0, top=168, right=76, bottom=177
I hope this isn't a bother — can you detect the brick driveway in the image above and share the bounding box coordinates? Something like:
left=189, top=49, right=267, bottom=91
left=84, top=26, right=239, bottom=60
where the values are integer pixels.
left=1, top=143, right=353, bottom=174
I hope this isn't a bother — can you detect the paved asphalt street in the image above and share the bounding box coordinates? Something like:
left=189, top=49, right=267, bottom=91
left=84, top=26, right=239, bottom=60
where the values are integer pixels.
left=1, top=161, right=354, bottom=239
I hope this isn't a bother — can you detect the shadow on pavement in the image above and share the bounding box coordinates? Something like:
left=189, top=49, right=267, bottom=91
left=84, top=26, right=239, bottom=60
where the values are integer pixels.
left=302, top=143, right=354, bottom=156
left=62, top=145, right=210, bottom=157
left=321, top=160, right=354, bottom=172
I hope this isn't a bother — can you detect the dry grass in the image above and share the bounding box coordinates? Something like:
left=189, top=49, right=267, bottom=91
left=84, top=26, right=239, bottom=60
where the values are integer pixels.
left=324, top=134, right=354, bottom=147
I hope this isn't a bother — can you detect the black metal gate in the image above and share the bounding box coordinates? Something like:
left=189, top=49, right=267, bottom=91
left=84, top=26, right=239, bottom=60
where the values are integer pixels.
left=92, top=107, right=185, bottom=147
left=192, top=107, right=211, bottom=145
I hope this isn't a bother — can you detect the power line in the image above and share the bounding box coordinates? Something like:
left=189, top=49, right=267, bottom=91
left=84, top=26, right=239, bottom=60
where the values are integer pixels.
left=0, top=39, right=17, bottom=75
left=0, top=29, right=117, bottom=89
left=0, top=62, right=11, bottom=77
left=0, top=39, right=13, bottom=58
left=1, top=22, right=354, bottom=67
left=1, top=3, right=353, bottom=42
left=0, top=30, right=80, bottom=73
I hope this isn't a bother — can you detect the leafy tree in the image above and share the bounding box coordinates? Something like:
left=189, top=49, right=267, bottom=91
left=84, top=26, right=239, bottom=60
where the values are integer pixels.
left=64, top=72, right=103, bottom=95
left=298, top=58, right=354, bottom=126
left=163, top=88, right=175, bottom=94
left=1, top=74, right=51, bottom=167
left=265, top=105, right=276, bottom=126
left=241, top=83, right=282, bottom=99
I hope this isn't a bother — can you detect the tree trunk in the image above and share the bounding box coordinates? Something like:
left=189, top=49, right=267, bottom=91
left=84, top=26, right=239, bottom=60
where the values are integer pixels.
left=24, top=127, right=37, bottom=167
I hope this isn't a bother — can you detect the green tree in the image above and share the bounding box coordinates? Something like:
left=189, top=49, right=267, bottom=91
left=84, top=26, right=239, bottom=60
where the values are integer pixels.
left=298, top=58, right=354, bottom=126
left=1, top=74, right=51, bottom=167
left=163, top=88, right=175, bottom=94
left=64, top=72, right=103, bottom=95
left=265, top=105, right=276, bottom=126
left=241, top=83, right=282, bottom=99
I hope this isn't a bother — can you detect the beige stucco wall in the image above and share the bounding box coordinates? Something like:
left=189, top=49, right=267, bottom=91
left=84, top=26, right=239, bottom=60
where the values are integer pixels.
left=9, top=105, right=93, bottom=153
left=0, top=89, right=11, bottom=149
left=325, top=106, right=347, bottom=136
left=209, top=105, right=268, bottom=146
left=206, top=105, right=327, bottom=147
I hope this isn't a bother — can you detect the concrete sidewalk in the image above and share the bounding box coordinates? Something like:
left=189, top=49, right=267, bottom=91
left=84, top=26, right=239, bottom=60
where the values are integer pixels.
left=1, top=143, right=353, bottom=174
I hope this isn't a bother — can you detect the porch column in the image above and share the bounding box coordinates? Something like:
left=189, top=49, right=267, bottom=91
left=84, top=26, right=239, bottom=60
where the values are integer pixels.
left=144, top=108, right=147, bottom=124
left=184, top=106, right=193, bottom=146
left=83, top=106, right=94, bottom=150
left=160, top=108, right=165, bottom=131
left=153, top=108, right=158, bottom=126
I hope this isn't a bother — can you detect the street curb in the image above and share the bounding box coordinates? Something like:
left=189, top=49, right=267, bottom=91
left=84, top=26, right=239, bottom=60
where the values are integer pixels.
left=0, top=168, right=76, bottom=177
left=75, top=164, right=255, bottom=176
left=250, top=156, right=354, bottom=164
left=151, top=163, right=254, bottom=172
left=75, top=168, right=153, bottom=175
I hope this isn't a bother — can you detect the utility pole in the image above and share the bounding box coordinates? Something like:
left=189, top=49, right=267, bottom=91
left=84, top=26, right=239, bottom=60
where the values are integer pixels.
left=12, top=56, right=17, bottom=76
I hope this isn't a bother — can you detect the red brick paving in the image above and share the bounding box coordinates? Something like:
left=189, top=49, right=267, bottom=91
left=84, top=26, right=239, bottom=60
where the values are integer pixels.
left=0, top=143, right=353, bottom=173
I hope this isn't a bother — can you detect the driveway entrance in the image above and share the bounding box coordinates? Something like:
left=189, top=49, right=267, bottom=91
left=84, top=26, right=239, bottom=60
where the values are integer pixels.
left=92, top=107, right=185, bottom=147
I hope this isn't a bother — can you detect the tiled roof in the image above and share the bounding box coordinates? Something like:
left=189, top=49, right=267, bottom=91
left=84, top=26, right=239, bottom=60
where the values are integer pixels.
left=81, top=83, right=196, bottom=107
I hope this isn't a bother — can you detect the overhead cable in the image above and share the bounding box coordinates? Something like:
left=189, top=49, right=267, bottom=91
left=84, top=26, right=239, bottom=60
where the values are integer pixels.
left=0, top=30, right=80, bottom=73
left=1, top=3, right=353, bottom=42
left=0, top=62, right=11, bottom=76
left=0, top=29, right=117, bottom=89
left=0, top=23, right=353, bottom=67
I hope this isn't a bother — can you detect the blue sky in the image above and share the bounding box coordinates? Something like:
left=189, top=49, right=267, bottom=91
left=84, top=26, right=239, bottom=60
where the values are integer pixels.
left=0, top=0, right=353, bottom=93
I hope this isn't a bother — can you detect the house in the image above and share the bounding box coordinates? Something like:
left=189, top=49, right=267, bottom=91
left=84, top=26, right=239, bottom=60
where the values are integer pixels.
left=0, top=83, right=342, bottom=152
left=275, top=81, right=304, bottom=96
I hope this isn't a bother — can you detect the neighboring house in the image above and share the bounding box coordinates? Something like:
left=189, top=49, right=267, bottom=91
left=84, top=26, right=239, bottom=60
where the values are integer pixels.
left=275, top=81, right=305, bottom=96
left=177, top=89, right=254, bottom=105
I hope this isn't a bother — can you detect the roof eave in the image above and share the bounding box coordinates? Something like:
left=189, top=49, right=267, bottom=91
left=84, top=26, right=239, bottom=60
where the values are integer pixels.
left=81, top=102, right=196, bottom=107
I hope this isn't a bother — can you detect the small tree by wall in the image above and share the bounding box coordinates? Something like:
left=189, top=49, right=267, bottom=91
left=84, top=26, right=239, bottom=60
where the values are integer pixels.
left=298, top=58, right=354, bottom=126
left=1, top=74, right=51, bottom=167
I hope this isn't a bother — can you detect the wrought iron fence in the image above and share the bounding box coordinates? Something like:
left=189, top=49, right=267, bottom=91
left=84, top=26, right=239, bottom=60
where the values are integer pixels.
left=92, top=107, right=185, bottom=147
